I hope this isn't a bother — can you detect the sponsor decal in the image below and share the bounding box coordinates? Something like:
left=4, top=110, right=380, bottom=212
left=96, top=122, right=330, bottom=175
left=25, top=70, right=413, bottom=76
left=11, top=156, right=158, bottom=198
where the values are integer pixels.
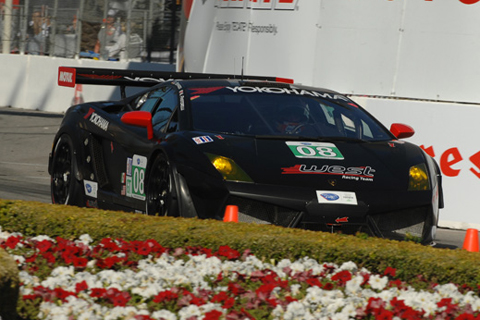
left=58, top=67, right=76, bottom=87
left=83, top=180, right=98, bottom=198
left=335, top=216, right=349, bottom=223
left=316, top=190, right=357, bottom=205
left=286, top=141, right=344, bottom=160
left=282, top=164, right=375, bottom=181
left=215, top=135, right=225, bottom=140
left=189, top=87, right=225, bottom=95
left=123, top=76, right=172, bottom=83
left=216, top=21, right=278, bottom=35
left=216, top=0, right=297, bottom=10
left=84, top=108, right=109, bottom=131
left=192, top=136, right=214, bottom=144
left=422, top=145, right=480, bottom=179
left=126, top=158, right=133, bottom=176
left=126, top=155, right=147, bottom=200
left=86, top=199, right=98, bottom=208
left=225, top=86, right=350, bottom=101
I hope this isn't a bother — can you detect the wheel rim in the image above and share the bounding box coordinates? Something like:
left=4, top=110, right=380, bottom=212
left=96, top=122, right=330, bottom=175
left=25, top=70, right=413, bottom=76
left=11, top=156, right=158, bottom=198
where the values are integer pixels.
left=51, top=141, right=73, bottom=204
left=147, top=157, right=171, bottom=216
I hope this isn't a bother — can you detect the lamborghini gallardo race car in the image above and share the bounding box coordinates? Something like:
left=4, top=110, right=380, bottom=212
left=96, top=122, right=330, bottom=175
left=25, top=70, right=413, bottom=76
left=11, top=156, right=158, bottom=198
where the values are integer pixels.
left=49, top=67, right=443, bottom=244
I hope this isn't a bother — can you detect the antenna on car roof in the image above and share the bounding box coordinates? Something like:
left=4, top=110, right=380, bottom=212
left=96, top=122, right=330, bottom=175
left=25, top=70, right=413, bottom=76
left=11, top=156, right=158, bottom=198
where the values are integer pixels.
left=241, top=57, right=244, bottom=81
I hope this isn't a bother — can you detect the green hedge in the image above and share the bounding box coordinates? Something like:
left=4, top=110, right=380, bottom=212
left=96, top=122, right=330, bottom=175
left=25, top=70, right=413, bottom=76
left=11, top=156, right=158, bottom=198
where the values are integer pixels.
left=1, top=199, right=480, bottom=289
left=0, top=247, right=19, bottom=319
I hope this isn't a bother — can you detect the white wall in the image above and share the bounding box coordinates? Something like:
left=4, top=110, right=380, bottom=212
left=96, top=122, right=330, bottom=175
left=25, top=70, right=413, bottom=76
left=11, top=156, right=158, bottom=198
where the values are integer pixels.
left=0, top=54, right=174, bottom=113
left=183, top=0, right=480, bottom=104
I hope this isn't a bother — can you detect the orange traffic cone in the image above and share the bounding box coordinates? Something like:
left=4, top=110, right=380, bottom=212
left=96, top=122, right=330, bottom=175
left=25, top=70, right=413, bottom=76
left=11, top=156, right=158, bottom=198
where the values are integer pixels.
left=71, top=84, right=85, bottom=106
left=462, top=228, right=479, bottom=252
left=223, top=205, right=239, bottom=222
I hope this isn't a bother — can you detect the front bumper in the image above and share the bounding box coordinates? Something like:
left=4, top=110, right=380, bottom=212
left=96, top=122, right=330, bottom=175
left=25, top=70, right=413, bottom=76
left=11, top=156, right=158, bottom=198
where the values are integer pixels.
left=225, top=182, right=436, bottom=243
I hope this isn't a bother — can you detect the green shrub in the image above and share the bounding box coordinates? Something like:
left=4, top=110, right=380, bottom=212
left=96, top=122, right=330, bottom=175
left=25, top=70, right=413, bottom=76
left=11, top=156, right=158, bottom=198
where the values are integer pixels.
left=1, top=199, right=480, bottom=289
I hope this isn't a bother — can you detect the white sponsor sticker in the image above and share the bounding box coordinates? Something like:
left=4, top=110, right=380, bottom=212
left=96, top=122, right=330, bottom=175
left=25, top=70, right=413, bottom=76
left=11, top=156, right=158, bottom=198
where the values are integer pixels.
left=316, top=191, right=357, bottom=205
left=83, top=180, right=98, bottom=198
left=126, top=155, right=147, bottom=200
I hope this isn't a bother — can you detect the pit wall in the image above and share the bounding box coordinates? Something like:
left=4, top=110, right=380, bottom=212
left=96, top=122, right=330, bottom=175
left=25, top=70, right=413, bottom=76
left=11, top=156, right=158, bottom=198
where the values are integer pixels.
left=0, top=54, right=478, bottom=230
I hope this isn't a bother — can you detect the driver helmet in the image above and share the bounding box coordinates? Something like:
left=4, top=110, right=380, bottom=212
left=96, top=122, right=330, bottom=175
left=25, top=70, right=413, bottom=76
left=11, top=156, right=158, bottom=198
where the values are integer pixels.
left=277, top=105, right=307, bottom=134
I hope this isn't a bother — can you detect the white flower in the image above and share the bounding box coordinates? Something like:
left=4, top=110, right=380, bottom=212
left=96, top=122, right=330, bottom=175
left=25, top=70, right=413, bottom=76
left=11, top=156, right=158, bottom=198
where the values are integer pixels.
left=77, top=234, right=93, bottom=245
left=368, top=274, right=388, bottom=291
left=151, top=309, right=177, bottom=320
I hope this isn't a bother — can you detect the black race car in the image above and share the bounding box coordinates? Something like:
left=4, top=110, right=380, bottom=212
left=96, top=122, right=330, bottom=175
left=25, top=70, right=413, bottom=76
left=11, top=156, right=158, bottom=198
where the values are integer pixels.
left=49, top=67, right=443, bottom=244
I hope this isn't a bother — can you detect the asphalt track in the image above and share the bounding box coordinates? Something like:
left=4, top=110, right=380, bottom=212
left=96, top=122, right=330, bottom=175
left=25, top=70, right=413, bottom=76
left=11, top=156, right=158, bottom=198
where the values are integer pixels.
left=0, top=107, right=468, bottom=250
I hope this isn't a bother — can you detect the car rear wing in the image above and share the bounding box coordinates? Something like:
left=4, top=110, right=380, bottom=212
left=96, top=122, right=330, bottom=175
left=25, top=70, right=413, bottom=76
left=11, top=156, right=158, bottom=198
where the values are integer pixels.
left=58, top=66, right=294, bottom=88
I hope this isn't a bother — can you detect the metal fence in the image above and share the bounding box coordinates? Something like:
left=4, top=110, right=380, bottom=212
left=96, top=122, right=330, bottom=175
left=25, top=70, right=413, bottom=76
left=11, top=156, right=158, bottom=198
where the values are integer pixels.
left=0, top=0, right=180, bottom=63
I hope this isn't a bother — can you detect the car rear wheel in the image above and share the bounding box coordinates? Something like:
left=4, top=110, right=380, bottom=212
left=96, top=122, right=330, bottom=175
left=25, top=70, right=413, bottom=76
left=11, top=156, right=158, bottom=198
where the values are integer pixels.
left=146, top=154, right=178, bottom=216
left=51, top=134, right=84, bottom=205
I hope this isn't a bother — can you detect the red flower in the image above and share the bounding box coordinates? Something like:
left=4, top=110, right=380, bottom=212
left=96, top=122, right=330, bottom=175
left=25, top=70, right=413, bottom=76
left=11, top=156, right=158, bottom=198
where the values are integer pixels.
left=256, top=283, right=276, bottom=300
left=331, top=270, right=352, bottom=286
left=137, top=243, right=152, bottom=256
left=203, top=310, right=223, bottom=320
left=5, top=236, right=21, bottom=249
left=153, top=290, right=179, bottom=303
left=36, top=239, right=53, bottom=252
left=54, top=287, right=76, bottom=302
left=306, top=277, right=322, bottom=287
left=73, top=256, right=88, bottom=268
left=110, top=291, right=131, bottom=307
left=41, top=252, right=56, bottom=264
left=323, top=282, right=334, bottom=290
left=228, top=282, right=246, bottom=295
left=75, top=281, right=89, bottom=293
left=383, top=266, right=396, bottom=277
left=99, top=238, right=120, bottom=252
left=90, top=288, right=107, bottom=298
left=217, top=245, right=240, bottom=260
left=438, top=298, right=459, bottom=315
left=365, top=297, right=386, bottom=316
left=376, top=309, right=394, bottom=320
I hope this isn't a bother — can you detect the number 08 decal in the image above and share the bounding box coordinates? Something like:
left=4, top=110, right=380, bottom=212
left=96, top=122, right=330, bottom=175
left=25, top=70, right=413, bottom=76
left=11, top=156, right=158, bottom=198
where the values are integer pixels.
left=126, top=155, right=147, bottom=200
left=286, top=141, right=344, bottom=160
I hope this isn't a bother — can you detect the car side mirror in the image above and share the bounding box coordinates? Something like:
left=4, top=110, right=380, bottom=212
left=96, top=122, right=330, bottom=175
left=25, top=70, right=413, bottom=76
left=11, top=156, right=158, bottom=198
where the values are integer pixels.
left=390, top=123, right=415, bottom=139
left=121, top=111, right=154, bottom=139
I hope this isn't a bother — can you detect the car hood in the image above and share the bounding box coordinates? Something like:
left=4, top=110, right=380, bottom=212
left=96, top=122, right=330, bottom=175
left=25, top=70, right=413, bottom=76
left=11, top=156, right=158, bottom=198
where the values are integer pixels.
left=194, top=134, right=427, bottom=192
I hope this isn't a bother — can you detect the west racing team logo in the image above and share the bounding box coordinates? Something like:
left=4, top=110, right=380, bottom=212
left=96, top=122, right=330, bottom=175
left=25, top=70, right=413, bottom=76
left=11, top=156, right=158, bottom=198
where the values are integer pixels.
left=282, top=164, right=376, bottom=182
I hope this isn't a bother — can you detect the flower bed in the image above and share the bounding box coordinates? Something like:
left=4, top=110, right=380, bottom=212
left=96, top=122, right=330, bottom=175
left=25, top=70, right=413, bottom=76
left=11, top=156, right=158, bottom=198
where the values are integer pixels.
left=1, top=228, right=480, bottom=320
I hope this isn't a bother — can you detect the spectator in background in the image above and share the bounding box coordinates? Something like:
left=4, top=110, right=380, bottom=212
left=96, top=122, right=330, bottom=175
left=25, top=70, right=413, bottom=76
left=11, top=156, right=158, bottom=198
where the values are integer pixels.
left=27, top=10, right=49, bottom=55
left=106, top=22, right=126, bottom=60
left=94, top=10, right=120, bottom=59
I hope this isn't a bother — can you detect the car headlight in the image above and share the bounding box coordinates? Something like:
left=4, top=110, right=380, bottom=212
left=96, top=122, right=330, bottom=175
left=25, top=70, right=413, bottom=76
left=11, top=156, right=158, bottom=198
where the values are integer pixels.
left=206, top=153, right=253, bottom=182
left=408, top=163, right=430, bottom=191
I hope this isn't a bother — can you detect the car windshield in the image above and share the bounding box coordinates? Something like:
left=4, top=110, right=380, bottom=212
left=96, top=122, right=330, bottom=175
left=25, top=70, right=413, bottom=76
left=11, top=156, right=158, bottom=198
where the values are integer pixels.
left=189, top=86, right=392, bottom=142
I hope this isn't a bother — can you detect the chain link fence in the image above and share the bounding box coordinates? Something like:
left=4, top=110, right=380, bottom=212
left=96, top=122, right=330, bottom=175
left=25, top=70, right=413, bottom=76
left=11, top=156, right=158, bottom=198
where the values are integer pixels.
left=0, top=0, right=180, bottom=63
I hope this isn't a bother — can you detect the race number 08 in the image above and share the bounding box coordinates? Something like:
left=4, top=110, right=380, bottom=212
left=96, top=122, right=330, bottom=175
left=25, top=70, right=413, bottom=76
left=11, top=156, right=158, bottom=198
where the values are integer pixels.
left=296, top=146, right=338, bottom=157
left=133, top=167, right=145, bottom=195
left=287, top=141, right=344, bottom=159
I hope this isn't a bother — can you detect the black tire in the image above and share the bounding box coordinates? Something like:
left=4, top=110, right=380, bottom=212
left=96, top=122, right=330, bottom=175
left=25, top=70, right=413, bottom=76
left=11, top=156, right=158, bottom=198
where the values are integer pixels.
left=145, top=154, right=178, bottom=216
left=50, top=134, right=84, bottom=205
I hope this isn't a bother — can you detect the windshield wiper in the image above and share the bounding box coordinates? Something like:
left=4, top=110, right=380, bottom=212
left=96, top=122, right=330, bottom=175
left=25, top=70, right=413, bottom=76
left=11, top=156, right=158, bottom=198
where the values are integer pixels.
left=254, top=135, right=367, bottom=143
